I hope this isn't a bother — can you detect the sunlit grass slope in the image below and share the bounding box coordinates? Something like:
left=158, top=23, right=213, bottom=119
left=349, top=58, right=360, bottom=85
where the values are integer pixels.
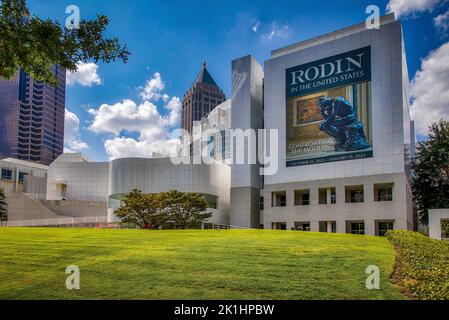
left=0, top=228, right=405, bottom=300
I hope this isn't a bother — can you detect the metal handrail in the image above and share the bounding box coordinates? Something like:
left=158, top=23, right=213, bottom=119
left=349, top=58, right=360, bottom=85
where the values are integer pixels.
left=0, top=216, right=107, bottom=227
left=211, top=224, right=250, bottom=230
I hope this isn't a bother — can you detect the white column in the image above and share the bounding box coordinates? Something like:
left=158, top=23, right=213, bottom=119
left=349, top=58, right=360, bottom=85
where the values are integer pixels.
left=365, top=220, right=376, bottom=236
left=337, top=220, right=346, bottom=234
left=310, top=221, right=319, bottom=232
left=429, top=210, right=442, bottom=240
left=327, top=221, right=333, bottom=233
left=287, top=221, right=295, bottom=231
left=326, top=188, right=332, bottom=205
left=15, top=167, right=19, bottom=192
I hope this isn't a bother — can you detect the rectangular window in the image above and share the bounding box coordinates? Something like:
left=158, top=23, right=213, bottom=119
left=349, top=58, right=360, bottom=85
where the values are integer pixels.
left=272, top=222, right=287, bottom=230
left=345, top=186, right=364, bottom=203
left=319, top=188, right=336, bottom=205
left=294, top=189, right=310, bottom=206
left=374, top=184, right=394, bottom=202
left=319, top=221, right=337, bottom=233
left=331, top=189, right=336, bottom=204
left=272, top=192, right=287, bottom=207
left=260, top=197, right=264, bottom=211
left=1, top=169, right=12, bottom=181
left=18, top=172, right=28, bottom=184
left=294, top=222, right=311, bottom=231
left=377, top=221, right=394, bottom=237
left=351, top=190, right=364, bottom=203
left=441, top=221, right=449, bottom=239
left=319, top=189, right=327, bottom=205
left=350, top=222, right=365, bottom=235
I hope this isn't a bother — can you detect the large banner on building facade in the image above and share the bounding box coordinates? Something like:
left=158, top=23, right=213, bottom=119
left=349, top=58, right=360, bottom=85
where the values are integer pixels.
left=286, top=46, right=373, bottom=167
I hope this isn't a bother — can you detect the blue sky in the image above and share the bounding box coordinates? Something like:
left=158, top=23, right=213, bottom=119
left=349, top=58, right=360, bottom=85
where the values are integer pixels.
left=28, top=0, right=449, bottom=161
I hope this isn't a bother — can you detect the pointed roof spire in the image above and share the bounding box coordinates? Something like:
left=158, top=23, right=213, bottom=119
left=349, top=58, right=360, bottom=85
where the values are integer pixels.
left=195, top=61, right=218, bottom=87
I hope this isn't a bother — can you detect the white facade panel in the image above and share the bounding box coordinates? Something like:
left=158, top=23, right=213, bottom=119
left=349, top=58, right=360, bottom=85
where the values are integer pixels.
left=264, top=18, right=409, bottom=186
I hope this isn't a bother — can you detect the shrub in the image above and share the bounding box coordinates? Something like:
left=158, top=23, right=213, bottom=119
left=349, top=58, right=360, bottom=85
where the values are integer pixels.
left=0, top=187, right=7, bottom=222
left=386, top=230, right=449, bottom=300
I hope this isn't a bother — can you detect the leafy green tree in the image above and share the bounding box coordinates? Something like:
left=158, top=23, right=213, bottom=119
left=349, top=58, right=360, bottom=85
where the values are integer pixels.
left=163, top=190, right=212, bottom=229
left=114, top=190, right=167, bottom=230
left=0, top=0, right=130, bottom=85
left=0, top=187, right=7, bottom=222
left=412, top=120, right=449, bottom=224
left=115, top=190, right=212, bottom=230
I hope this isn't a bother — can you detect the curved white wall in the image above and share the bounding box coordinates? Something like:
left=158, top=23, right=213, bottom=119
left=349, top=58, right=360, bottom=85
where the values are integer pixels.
left=47, top=154, right=231, bottom=225
left=107, top=157, right=230, bottom=224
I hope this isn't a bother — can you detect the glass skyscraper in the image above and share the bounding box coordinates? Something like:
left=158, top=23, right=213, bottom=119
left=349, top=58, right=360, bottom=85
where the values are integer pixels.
left=0, top=66, right=65, bottom=165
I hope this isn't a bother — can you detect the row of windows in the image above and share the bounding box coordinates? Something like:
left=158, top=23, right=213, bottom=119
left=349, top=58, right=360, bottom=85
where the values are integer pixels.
left=194, top=91, right=223, bottom=100
left=19, top=109, right=43, bottom=118
left=1, top=169, right=28, bottom=183
left=43, top=133, right=63, bottom=145
left=16, top=155, right=41, bottom=162
left=272, top=221, right=395, bottom=237
left=18, top=143, right=41, bottom=150
left=20, top=105, right=43, bottom=112
left=19, top=115, right=43, bottom=123
left=268, top=184, right=394, bottom=208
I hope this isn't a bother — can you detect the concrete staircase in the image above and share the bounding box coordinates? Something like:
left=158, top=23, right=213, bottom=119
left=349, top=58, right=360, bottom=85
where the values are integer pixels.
left=40, top=200, right=107, bottom=218
left=6, top=192, right=59, bottom=221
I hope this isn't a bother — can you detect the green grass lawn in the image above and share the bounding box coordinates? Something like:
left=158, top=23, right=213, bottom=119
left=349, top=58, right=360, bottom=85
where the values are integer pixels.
left=0, top=228, right=405, bottom=300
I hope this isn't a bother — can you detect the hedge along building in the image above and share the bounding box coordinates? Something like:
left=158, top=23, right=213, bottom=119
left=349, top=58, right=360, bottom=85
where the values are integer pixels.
left=229, top=13, right=414, bottom=235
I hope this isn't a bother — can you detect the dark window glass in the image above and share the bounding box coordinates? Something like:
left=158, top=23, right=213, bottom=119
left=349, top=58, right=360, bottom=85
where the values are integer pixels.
left=377, top=188, right=393, bottom=202
left=351, top=190, right=364, bottom=203
left=19, top=172, right=28, bottom=184
left=1, top=169, right=13, bottom=180
left=351, top=223, right=365, bottom=235
left=378, top=222, right=394, bottom=236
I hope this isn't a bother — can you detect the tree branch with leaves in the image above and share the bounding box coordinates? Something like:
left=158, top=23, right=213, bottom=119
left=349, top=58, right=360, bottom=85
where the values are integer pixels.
left=0, top=187, right=7, bottom=222
left=115, top=189, right=212, bottom=230
left=0, top=0, right=130, bottom=85
left=163, top=190, right=212, bottom=229
left=114, top=190, right=167, bottom=230
left=412, top=120, right=449, bottom=225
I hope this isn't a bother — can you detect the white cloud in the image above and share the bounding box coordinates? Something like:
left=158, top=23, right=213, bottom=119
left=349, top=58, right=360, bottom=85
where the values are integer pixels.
left=252, top=21, right=260, bottom=32
left=88, top=99, right=163, bottom=136
left=104, top=136, right=179, bottom=160
left=66, top=62, right=102, bottom=87
left=165, top=97, right=181, bottom=127
left=64, top=109, right=89, bottom=153
left=226, top=13, right=259, bottom=39
left=139, top=72, right=169, bottom=102
left=411, top=42, right=449, bottom=135
left=88, top=72, right=181, bottom=160
left=386, top=0, right=442, bottom=18
left=261, top=22, right=290, bottom=42
left=434, top=10, right=449, bottom=34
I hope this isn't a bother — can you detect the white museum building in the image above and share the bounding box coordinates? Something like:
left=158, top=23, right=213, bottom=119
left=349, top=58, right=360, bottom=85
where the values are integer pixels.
left=1, top=14, right=426, bottom=236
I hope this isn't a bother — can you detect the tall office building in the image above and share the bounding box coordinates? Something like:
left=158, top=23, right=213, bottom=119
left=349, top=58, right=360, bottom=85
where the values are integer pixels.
left=182, top=62, right=226, bottom=134
left=0, top=66, right=65, bottom=165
